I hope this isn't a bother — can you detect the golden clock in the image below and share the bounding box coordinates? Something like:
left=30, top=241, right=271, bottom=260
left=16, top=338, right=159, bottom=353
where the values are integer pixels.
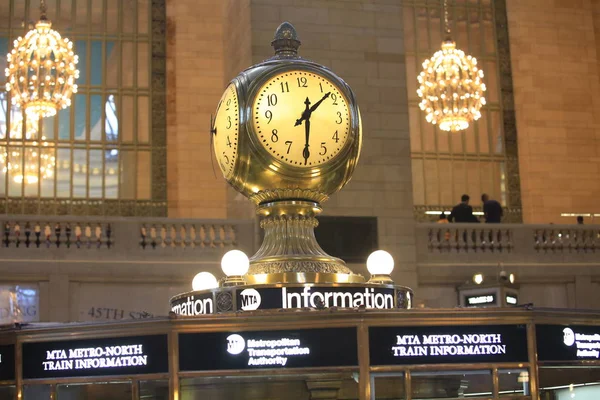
left=210, top=22, right=365, bottom=282
left=212, top=83, right=239, bottom=179
left=252, top=71, right=350, bottom=168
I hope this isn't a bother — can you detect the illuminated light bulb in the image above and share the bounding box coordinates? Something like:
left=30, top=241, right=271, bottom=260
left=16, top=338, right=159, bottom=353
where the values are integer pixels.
left=221, top=250, right=250, bottom=286
left=366, top=250, right=395, bottom=284
left=221, top=250, right=250, bottom=277
left=473, top=273, right=484, bottom=285
left=417, top=40, right=486, bottom=132
left=5, top=14, right=79, bottom=120
left=0, top=117, right=55, bottom=184
left=191, top=272, right=219, bottom=291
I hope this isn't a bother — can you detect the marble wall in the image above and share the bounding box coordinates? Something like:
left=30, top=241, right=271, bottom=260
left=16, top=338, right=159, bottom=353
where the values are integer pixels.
left=165, top=0, right=229, bottom=218
left=507, top=0, right=600, bottom=223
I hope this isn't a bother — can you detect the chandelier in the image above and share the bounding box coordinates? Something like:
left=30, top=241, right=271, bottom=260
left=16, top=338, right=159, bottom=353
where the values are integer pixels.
left=4, top=0, right=79, bottom=119
left=0, top=116, right=55, bottom=184
left=416, top=0, right=486, bottom=132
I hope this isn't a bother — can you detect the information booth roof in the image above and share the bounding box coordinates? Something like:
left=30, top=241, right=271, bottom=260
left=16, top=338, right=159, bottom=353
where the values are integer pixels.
left=2, top=307, right=600, bottom=335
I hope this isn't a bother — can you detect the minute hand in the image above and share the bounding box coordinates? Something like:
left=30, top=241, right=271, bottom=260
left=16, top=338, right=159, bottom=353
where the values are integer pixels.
left=309, top=92, right=331, bottom=113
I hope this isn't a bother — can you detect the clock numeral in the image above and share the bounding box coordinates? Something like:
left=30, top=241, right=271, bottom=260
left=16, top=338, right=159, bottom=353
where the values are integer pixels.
left=223, top=154, right=230, bottom=165
left=226, top=98, right=231, bottom=111
left=265, top=110, right=273, bottom=124
left=332, top=130, right=339, bottom=143
left=226, top=116, right=232, bottom=129
left=267, top=94, right=278, bottom=107
left=280, top=82, right=289, bottom=93
left=297, top=77, right=307, bottom=88
left=335, top=111, right=343, bottom=125
left=285, top=140, right=293, bottom=154
left=319, top=142, right=327, bottom=156
left=271, top=129, right=279, bottom=143
left=319, top=82, right=323, bottom=93
left=331, top=93, right=339, bottom=105
left=226, top=136, right=232, bottom=148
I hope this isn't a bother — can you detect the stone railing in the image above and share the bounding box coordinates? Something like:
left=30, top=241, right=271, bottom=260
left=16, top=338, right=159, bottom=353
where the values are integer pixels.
left=416, top=223, right=600, bottom=285
left=419, top=223, right=600, bottom=254
left=0, top=215, right=256, bottom=261
left=417, top=223, right=600, bottom=271
left=139, top=221, right=238, bottom=249
left=1, top=219, right=114, bottom=249
left=425, top=224, right=514, bottom=253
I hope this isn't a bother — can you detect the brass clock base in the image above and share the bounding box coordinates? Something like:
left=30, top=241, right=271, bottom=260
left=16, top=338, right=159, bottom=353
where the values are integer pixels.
left=246, top=272, right=365, bottom=285
left=248, top=200, right=364, bottom=283
left=249, top=188, right=329, bottom=205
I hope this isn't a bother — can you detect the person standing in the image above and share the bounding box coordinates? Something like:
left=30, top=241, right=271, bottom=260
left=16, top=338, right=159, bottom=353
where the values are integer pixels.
left=481, top=193, right=503, bottom=223
left=576, top=216, right=584, bottom=224
left=437, top=213, right=449, bottom=224
left=449, top=194, right=479, bottom=223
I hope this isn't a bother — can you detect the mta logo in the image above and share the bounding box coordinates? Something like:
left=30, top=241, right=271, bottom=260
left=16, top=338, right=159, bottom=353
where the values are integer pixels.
left=239, top=288, right=261, bottom=311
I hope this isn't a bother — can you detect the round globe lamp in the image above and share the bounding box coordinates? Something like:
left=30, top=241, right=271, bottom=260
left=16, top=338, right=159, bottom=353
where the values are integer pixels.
left=367, top=250, right=395, bottom=284
left=192, top=272, right=219, bottom=291
left=221, top=250, right=250, bottom=287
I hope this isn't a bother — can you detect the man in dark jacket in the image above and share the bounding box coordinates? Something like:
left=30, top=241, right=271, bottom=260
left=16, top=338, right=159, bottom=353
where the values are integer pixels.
left=449, top=194, right=479, bottom=223
left=481, top=193, right=503, bottom=223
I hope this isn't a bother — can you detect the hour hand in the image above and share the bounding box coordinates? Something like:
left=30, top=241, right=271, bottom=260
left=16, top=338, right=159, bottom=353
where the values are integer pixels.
left=294, top=97, right=312, bottom=127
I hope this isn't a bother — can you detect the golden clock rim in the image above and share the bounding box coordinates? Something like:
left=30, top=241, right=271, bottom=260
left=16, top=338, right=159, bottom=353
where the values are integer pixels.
left=213, top=82, right=240, bottom=180
left=244, top=63, right=360, bottom=177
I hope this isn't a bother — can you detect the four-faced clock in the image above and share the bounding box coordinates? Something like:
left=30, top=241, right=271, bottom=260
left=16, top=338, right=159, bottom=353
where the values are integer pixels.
left=212, top=83, right=239, bottom=179
left=252, top=71, right=350, bottom=167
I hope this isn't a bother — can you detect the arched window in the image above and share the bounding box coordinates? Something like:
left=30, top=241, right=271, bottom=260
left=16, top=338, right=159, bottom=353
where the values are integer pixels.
left=404, top=0, right=521, bottom=221
left=0, top=0, right=166, bottom=216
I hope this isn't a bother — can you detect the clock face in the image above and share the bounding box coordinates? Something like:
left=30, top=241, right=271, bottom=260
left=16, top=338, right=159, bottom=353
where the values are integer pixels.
left=213, top=83, right=239, bottom=179
left=252, top=71, right=350, bottom=167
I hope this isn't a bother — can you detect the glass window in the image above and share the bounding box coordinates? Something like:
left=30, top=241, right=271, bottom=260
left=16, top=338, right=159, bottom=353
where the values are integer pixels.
left=0, top=0, right=163, bottom=216
left=57, top=382, right=132, bottom=399
left=411, top=370, right=492, bottom=399
left=499, top=368, right=530, bottom=397
left=404, top=1, right=511, bottom=220
left=539, top=366, right=600, bottom=399
left=372, top=373, right=406, bottom=399
left=24, top=384, right=51, bottom=399
left=140, top=379, right=169, bottom=400
left=181, top=374, right=359, bottom=400
left=0, top=284, right=39, bottom=324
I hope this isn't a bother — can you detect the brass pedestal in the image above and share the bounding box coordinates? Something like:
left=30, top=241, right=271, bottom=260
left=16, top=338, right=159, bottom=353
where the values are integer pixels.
left=247, top=200, right=364, bottom=284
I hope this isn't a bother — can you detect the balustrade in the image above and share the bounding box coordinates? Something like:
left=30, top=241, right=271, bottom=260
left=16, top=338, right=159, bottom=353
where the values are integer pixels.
left=139, top=223, right=237, bottom=249
left=421, top=224, right=599, bottom=255
left=0, top=216, right=255, bottom=262
left=0, top=218, right=597, bottom=269
left=1, top=219, right=112, bottom=249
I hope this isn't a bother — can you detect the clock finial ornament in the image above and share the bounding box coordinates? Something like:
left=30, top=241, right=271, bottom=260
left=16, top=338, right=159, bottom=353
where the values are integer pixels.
left=212, top=22, right=363, bottom=284
left=271, top=21, right=301, bottom=58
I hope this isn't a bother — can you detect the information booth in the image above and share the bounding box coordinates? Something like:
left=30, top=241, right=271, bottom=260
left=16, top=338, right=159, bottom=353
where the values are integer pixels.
left=1, top=307, right=600, bottom=400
